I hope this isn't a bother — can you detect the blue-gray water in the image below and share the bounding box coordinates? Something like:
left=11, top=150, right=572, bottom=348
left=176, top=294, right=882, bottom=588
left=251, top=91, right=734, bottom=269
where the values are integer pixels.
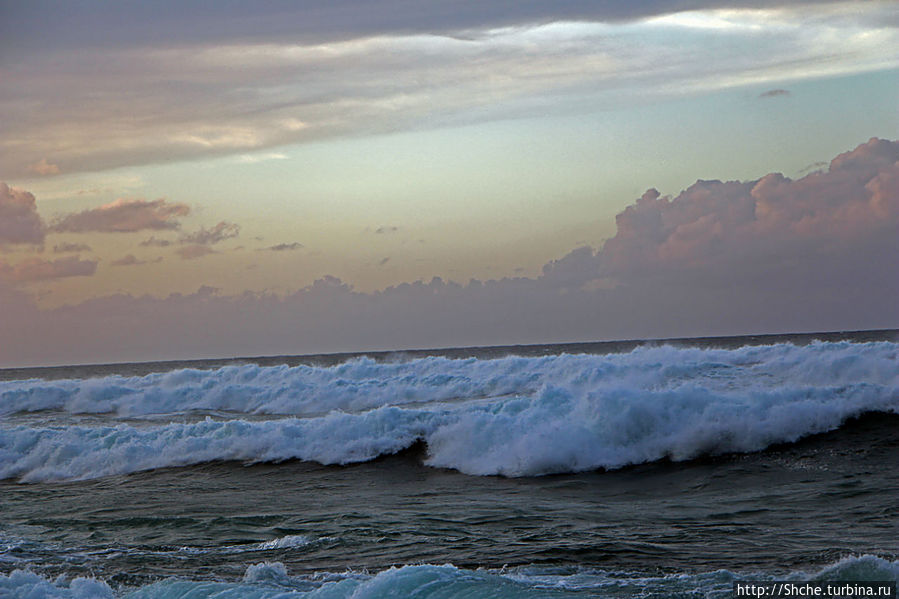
left=1, top=331, right=898, bottom=597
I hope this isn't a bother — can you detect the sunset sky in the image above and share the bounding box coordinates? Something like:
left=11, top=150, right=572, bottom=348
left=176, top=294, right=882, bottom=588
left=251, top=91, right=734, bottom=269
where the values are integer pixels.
left=0, top=1, right=897, bottom=367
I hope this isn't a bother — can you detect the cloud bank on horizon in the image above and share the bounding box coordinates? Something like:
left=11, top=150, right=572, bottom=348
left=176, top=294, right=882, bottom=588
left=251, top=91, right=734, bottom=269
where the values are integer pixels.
left=1, top=138, right=895, bottom=367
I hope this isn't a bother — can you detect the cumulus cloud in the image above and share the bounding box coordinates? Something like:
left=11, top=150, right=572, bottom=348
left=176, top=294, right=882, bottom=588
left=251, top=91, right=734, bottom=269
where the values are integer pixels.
left=53, top=242, right=92, bottom=253
left=0, top=138, right=896, bottom=367
left=176, top=245, right=217, bottom=260
left=596, top=137, right=899, bottom=282
left=0, top=182, right=45, bottom=245
left=179, top=221, right=240, bottom=245
left=52, top=198, right=190, bottom=233
left=0, top=256, right=97, bottom=283
left=262, top=242, right=303, bottom=252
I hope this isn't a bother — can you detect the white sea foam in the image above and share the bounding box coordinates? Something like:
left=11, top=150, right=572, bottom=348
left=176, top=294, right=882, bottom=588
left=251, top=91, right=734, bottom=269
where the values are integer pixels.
left=0, top=342, right=896, bottom=482
left=2, top=341, right=895, bottom=418
left=1, top=556, right=896, bottom=599
left=254, top=535, right=313, bottom=551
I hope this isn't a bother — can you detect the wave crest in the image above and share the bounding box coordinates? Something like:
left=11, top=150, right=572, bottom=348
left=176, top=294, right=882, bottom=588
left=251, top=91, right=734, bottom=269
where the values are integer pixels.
left=1, top=342, right=897, bottom=482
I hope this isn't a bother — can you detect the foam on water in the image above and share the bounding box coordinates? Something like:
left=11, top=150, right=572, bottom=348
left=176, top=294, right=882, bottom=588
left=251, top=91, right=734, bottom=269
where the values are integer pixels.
left=2, top=556, right=897, bottom=599
left=1, top=342, right=897, bottom=481
left=3, top=341, right=895, bottom=418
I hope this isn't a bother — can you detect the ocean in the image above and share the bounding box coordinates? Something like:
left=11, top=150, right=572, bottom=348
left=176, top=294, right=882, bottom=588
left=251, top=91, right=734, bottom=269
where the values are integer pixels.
left=1, top=330, right=897, bottom=598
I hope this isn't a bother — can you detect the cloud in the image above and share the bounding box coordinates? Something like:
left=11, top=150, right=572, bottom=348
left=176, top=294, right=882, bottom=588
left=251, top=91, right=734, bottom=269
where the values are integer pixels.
left=758, top=88, right=790, bottom=98
left=27, top=158, right=61, bottom=175
left=0, top=1, right=875, bottom=60
left=0, top=256, right=97, bottom=283
left=236, top=152, right=288, bottom=164
left=111, top=254, right=162, bottom=267
left=179, top=221, right=240, bottom=245
left=176, top=245, right=217, bottom=260
left=262, top=242, right=304, bottom=252
left=1, top=4, right=895, bottom=177
left=0, top=182, right=45, bottom=245
left=0, top=138, right=895, bottom=367
left=140, top=236, right=173, bottom=247
left=595, top=137, right=899, bottom=283
left=798, top=161, right=828, bottom=174
left=53, top=242, right=92, bottom=253
left=52, top=198, right=190, bottom=233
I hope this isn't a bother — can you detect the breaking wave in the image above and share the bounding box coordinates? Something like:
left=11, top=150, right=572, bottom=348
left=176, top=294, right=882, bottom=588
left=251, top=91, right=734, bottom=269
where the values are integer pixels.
left=1, top=555, right=897, bottom=599
left=1, top=341, right=896, bottom=482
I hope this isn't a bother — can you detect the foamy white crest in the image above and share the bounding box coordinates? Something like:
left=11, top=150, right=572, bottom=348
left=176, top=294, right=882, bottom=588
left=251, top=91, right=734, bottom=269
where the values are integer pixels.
left=1, top=556, right=896, bottom=598
left=2, top=341, right=895, bottom=418
left=1, top=342, right=896, bottom=482
left=255, top=535, right=312, bottom=551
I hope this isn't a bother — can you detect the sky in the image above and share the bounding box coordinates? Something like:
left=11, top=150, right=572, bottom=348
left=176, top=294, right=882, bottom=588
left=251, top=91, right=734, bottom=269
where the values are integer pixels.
left=0, top=0, right=897, bottom=367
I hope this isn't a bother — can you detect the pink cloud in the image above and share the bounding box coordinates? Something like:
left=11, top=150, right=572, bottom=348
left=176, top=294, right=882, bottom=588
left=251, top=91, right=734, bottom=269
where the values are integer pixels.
left=0, top=182, right=45, bottom=245
left=0, top=256, right=97, bottom=283
left=0, top=138, right=895, bottom=367
left=27, top=158, right=61, bottom=176
left=52, top=198, right=190, bottom=233
left=598, top=137, right=899, bottom=279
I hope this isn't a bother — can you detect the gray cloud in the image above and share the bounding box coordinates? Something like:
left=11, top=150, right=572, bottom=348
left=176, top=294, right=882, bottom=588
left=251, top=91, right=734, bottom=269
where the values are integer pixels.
left=0, top=1, right=865, bottom=59
left=262, top=242, right=304, bottom=252
left=111, top=254, right=162, bottom=267
left=140, top=236, right=173, bottom=247
left=758, top=88, right=790, bottom=98
left=1, top=3, right=895, bottom=177
left=52, top=199, right=190, bottom=233
left=53, top=242, right=92, bottom=253
left=179, top=221, right=240, bottom=245
left=0, top=138, right=895, bottom=367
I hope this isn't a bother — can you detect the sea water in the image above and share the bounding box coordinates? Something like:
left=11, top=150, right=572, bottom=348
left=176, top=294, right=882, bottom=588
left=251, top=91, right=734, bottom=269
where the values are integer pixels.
left=1, top=331, right=897, bottom=597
